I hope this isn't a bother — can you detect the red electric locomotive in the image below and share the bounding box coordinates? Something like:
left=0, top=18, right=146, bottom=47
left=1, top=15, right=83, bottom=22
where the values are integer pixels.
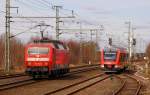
left=25, top=39, right=70, bottom=78
left=100, top=48, right=128, bottom=73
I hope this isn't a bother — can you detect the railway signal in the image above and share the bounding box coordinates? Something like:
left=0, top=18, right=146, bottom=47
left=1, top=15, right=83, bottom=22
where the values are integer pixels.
left=109, top=38, right=112, bottom=46
left=133, top=38, right=136, bottom=45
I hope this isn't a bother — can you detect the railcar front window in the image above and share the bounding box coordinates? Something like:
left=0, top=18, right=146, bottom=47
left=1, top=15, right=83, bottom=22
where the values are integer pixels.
left=28, top=47, right=49, bottom=54
left=104, top=52, right=116, bottom=61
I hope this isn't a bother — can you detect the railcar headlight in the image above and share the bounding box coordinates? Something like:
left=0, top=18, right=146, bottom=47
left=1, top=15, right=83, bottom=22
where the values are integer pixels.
left=115, top=65, right=119, bottom=68
left=28, top=62, right=31, bottom=65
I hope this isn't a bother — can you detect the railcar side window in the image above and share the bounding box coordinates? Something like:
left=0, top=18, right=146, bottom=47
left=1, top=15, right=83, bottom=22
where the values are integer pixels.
left=28, top=47, right=49, bottom=54
left=120, top=53, right=128, bottom=62
left=120, top=54, right=124, bottom=62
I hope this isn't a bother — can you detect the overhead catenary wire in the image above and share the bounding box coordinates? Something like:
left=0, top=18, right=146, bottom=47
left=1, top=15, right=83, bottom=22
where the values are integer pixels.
left=16, top=0, right=50, bottom=10
left=0, top=10, right=6, bottom=13
left=42, top=0, right=54, bottom=7
left=9, top=24, right=40, bottom=38
left=34, top=0, right=52, bottom=8
left=5, top=0, right=102, bottom=42
left=14, top=0, right=51, bottom=14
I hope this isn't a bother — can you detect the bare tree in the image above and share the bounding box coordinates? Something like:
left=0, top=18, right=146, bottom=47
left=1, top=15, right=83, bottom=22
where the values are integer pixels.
left=0, top=33, right=25, bottom=72
left=66, top=40, right=80, bottom=64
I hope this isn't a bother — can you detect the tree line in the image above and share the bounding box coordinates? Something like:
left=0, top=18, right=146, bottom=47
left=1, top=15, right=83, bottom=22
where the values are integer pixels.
left=0, top=35, right=99, bottom=72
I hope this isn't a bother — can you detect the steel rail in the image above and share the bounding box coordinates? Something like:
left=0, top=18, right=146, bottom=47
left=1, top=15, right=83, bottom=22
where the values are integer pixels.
left=0, top=73, right=26, bottom=79
left=0, top=64, right=99, bottom=80
left=113, top=74, right=142, bottom=95
left=45, top=74, right=110, bottom=95
left=0, top=78, right=36, bottom=91
left=0, top=65, right=100, bottom=91
left=125, top=74, right=142, bottom=95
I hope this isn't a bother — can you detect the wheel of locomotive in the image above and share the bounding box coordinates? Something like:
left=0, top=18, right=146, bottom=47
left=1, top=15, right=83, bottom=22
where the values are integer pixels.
left=63, top=69, right=65, bottom=74
left=58, top=69, right=62, bottom=77
left=54, top=69, right=59, bottom=77
left=64, top=68, right=68, bottom=73
left=61, top=69, right=64, bottom=74
left=58, top=69, right=60, bottom=75
left=51, top=70, right=55, bottom=76
left=59, top=69, right=63, bottom=76
left=64, top=68, right=67, bottom=74
left=63, top=69, right=66, bottom=74
left=63, top=68, right=66, bottom=74
left=59, top=69, right=64, bottom=76
left=66, top=68, right=68, bottom=73
left=33, top=74, right=39, bottom=79
left=32, top=75, right=36, bottom=79
left=48, top=71, right=52, bottom=78
left=67, top=68, right=70, bottom=73
left=53, top=70, right=58, bottom=77
left=61, top=69, right=63, bottom=74
left=32, top=73, right=36, bottom=79
left=59, top=69, right=61, bottom=75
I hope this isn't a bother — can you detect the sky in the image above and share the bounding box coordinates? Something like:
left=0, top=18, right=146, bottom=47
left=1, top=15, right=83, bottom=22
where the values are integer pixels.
left=0, top=0, right=150, bottom=52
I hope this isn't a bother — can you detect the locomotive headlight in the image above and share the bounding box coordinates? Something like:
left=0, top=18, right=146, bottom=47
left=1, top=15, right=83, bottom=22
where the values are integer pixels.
left=101, top=65, right=104, bottom=68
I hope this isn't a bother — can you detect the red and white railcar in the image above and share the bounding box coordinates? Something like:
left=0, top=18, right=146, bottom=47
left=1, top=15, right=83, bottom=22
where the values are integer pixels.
left=100, top=48, right=128, bottom=72
left=25, top=39, right=70, bottom=78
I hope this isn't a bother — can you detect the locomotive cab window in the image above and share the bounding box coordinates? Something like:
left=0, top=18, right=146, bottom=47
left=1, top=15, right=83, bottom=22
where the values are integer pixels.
left=58, top=43, right=65, bottom=50
left=28, top=47, right=49, bottom=54
left=53, top=43, right=59, bottom=49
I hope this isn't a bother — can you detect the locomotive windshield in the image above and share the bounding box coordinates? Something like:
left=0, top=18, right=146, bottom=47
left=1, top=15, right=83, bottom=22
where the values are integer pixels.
left=104, top=52, right=117, bottom=61
left=28, top=47, right=49, bottom=54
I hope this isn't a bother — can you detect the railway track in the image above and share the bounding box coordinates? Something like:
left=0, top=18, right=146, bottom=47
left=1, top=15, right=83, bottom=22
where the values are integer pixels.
left=0, top=64, right=99, bottom=80
left=0, top=64, right=100, bottom=91
left=0, top=78, right=37, bottom=91
left=0, top=73, right=27, bottom=79
left=44, top=73, right=110, bottom=95
left=70, top=64, right=99, bottom=70
left=113, top=74, right=142, bottom=95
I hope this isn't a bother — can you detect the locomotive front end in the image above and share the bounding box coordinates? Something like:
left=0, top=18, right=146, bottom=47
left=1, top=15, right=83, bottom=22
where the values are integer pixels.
left=25, top=46, right=52, bottom=76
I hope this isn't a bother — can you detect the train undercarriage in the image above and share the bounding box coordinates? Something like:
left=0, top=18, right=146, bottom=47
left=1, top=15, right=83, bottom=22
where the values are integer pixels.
left=26, top=66, right=69, bottom=78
